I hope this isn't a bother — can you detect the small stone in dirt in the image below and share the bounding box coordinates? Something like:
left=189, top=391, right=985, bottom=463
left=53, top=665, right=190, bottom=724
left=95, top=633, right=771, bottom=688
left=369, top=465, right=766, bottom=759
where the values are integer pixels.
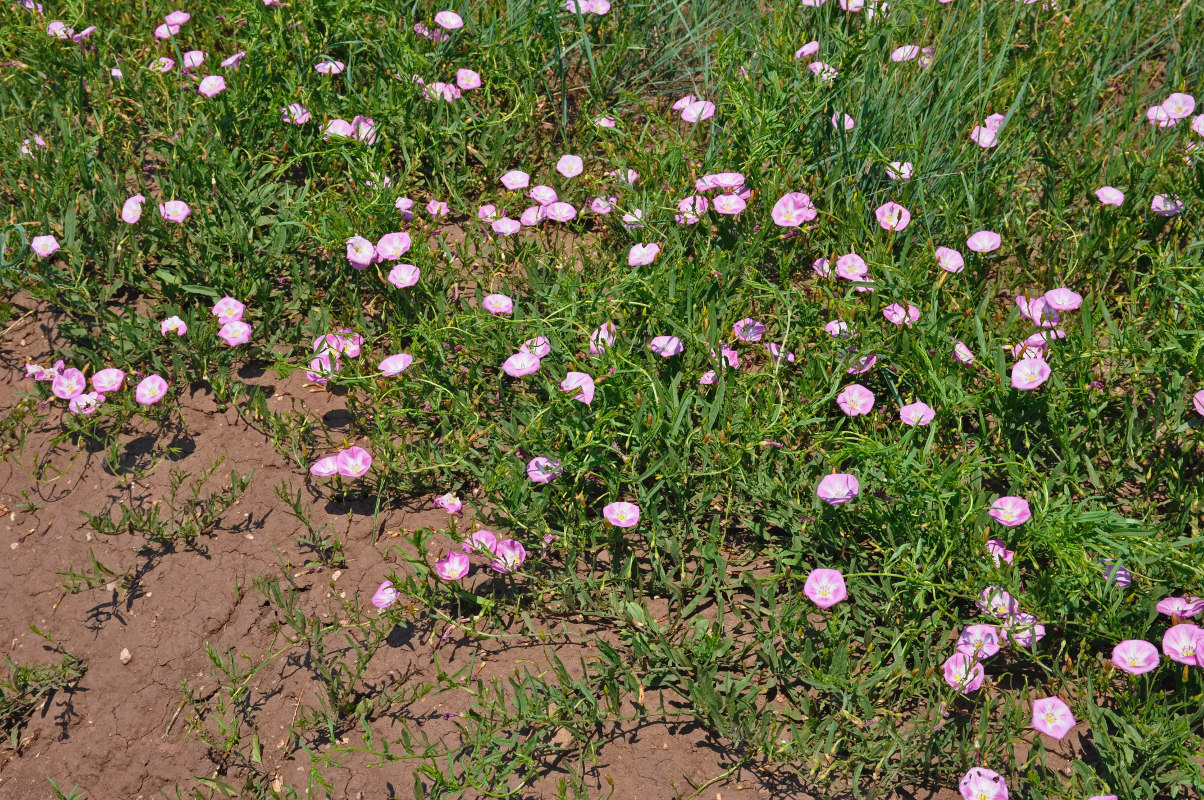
left=119, top=648, right=132, bottom=665
left=331, top=570, right=342, bottom=581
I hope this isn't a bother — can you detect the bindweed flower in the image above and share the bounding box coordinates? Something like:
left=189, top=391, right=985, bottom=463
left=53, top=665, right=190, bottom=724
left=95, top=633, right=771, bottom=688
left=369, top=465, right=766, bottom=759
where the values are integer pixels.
left=1162, top=92, right=1195, bottom=119
left=52, top=368, right=86, bottom=399
left=883, top=303, right=920, bottom=326
left=875, top=201, right=910, bottom=231
left=560, top=372, right=595, bottom=405
left=628, top=243, right=661, bottom=266
left=1151, top=194, right=1185, bottom=216
left=462, top=529, right=498, bottom=555
left=649, top=336, right=683, bottom=357
left=1031, top=697, right=1075, bottom=740
left=1095, top=186, right=1124, bottom=206
left=492, top=217, right=521, bottom=236
left=556, top=154, right=584, bottom=177
left=212, top=296, right=245, bottom=324
left=520, top=206, right=546, bottom=226
left=699, top=370, right=718, bottom=385
left=765, top=343, right=795, bottom=364
left=150, top=57, right=175, bottom=73
left=1002, top=612, right=1045, bottom=648
left=502, top=352, right=541, bottom=377
left=733, top=318, right=765, bottom=342
left=809, top=61, right=837, bottom=82
left=121, top=194, right=146, bottom=223
left=936, top=247, right=964, bottom=273
left=521, top=337, right=551, bottom=358
left=846, top=353, right=877, bottom=374
left=771, top=192, right=818, bottom=227
left=434, top=551, right=470, bottom=581
left=482, top=293, right=514, bottom=314
left=985, top=539, right=1014, bottom=567
left=324, top=119, right=355, bottom=139
left=527, top=456, right=562, bottom=483
left=989, top=496, right=1031, bottom=527
left=1156, top=596, right=1204, bottom=619
left=161, top=316, right=188, bottom=336
left=376, top=232, right=411, bottom=260
left=379, top=354, right=413, bottom=376
left=545, top=202, right=577, bottom=222
left=91, top=368, right=126, bottom=394
left=197, top=76, right=226, bottom=97
left=456, top=68, right=481, bottom=90
left=159, top=201, right=191, bottom=223
left=967, top=230, right=1001, bottom=253
left=388, top=263, right=421, bottom=288
left=371, top=580, right=400, bottom=609
left=1111, top=639, right=1159, bottom=675
left=899, top=401, right=935, bottom=426
left=1195, top=389, right=1204, bottom=416
left=959, top=768, right=1008, bottom=800
left=1043, top=287, right=1082, bottom=311
left=816, top=473, right=859, bottom=505
left=978, top=587, right=1017, bottom=618
left=491, top=539, right=527, bottom=573
left=346, top=236, right=375, bottom=268
left=501, top=170, right=530, bottom=190
left=221, top=51, right=246, bottom=69
left=218, top=321, right=251, bottom=346
left=813, top=258, right=831, bottom=276
left=335, top=446, right=372, bottom=478
left=803, top=568, right=847, bottom=609
left=970, top=125, right=999, bottom=148
left=434, top=493, right=463, bottom=514
left=957, top=625, right=1001, bottom=659
left=530, top=185, right=558, bottom=205
left=30, top=235, right=59, bottom=258
left=603, top=501, right=640, bottom=527
left=1011, top=357, right=1051, bottom=390
left=315, top=59, right=345, bottom=74
left=434, top=10, right=464, bottom=29
left=832, top=112, right=855, bottom=131
left=942, top=653, right=985, bottom=693
left=680, top=99, right=716, bottom=122
left=1162, top=624, right=1203, bottom=664
left=309, top=456, right=338, bottom=477
left=953, top=341, right=975, bottom=363
left=835, top=253, right=868, bottom=280
left=837, top=383, right=875, bottom=416
left=590, top=322, right=616, bottom=354
left=1102, top=561, right=1131, bottom=587
left=713, top=194, right=746, bottom=215
left=427, top=199, right=449, bottom=217
left=69, top=392, right=103, bottom=415
left=135, top=374, right=169, bottom=405
left=594, top=114, right=616, bottom=127
left=590, top=196, right=617, bottom=214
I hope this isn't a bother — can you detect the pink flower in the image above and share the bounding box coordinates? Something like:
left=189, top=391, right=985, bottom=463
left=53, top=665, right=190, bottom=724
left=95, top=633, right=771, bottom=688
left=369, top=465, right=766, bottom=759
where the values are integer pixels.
left=1002, top=612, right=1045, bottom=648
left=182, top=50, right=206, bottom=69
left=379, top=354, right=413, bottom=376
left=590, top=196, right=616, bottom=214
left=837, top=383, right=875, bottom=416
left=52, top=368, right=86, bottom=399
left=1151, top=194, right=1185, bottom=216
left=697, top=172, right=744, bottom=192
left=883, top=303, right=920, bottom=326
left=315, top=59, right=345, bottom=74
left=1157, top=597, right=1204, bottom=619
left=69, top=392, right=103, bottom=415
left=956, top=625, right=1001, bottom=659
left=521, top=337, right=551, bottom=358
left=1031, top=697, right=1074, bottom=740
left=628, top=243, right=661, bottom=266
left=970, top=125, right=999, bottom=148
left=336, top=446, right=372, bottom=478
left=91, top=368, right=126, bottom=394
left=886, top=161, right=913, bottom=180
left=978, top=587, right=1017, bottom=618
left=680, top=99, right=716, bottom=122
left=1011, top=357, right=1051, bottom=390
left=309, top=457, right=338, bottom=477
left=809, top=61, right=837, bottom=81
left=649, top=336, right=683, bottom=357
left=434, top=493, right=463, bottom=514
left=164, top=10, right=190, bottom=25
left=891, top=45, right=920, bottom=62
left=345, top=236, right=375, bottom=269
left=456, top=68, right=481, bottom=90
left=434, top=551, right=470, bottom=581
left=966, top=230, right=1000, bottom=253
left=426, top=199, right=449, bottom=217
left=218, top=321, right=251, bottom=346
left=765, top=343, right=795, bottom=364
left=371, top=580, right=400, bottom=609
left=713, top=194, right=746, bottom=215
left=324, top=119, right=354, bottom=139
left=1163, top=624, right=1203, bottom=664
left=530, top=185, right=558, bottom=205
left=1162, top=92, right=1196, bottom=119
left=121, top=194, right=146, bottom=223
left=490, top=539, right=527, bottom=573
left=594, top=114, right=616, bottom=127
left=30, top=235, right=59, bottom=258
left=673, top=95, right=696, bottom=111
left=989, top=496, right=1031, bottom=526
left=831, top=112, right=855, bottom=131
left=699, top=370, right=718, bottom=385
left=560, top=371, right=595, bottom=404
left=985, top=539, right=1014, bottom=567
left=771, top=192, right=818, bottom=227
left=1042, top=287, right=1081, bottom=311
left=812, top=257, right=831, bottom=276
left=463, top=529, right=499, bottom=555
left=675, top=195, right=709, bottom=225
left=527, top=457, right=562, bottom=483
left=153, top=23, right=179, bottom=39
left=942, top=652, right=984, bottom=693
left=959, top=767, right=1007, bottom=800
left=825, top=319, right=848, bottom=337
left=803, top=568, right=847, bottom=609
left=434, top=10, right=464, bottom=29
left=135, top=374, right=169, bottom=405
left=502, top=352, right=541, bottom=377
left=556, top=154, right=584, bottom=177
left=816, top=473, right=859, bottom=505
left=733, top=318, right=764, bottom=342
left=847, top=353, right=877, bottom=374
left=220, top=51, right=246, bottom=69
left=953, top=341, right=975, bottom=363
left=198, top=76, right=225, bottom=97
left=501, top=170, right=530, bottom=190
left=1111, top=639, right=1159, bottom=675
left=159, top=200, right=191, bottom=223
left=603, top=501, right=640, bottom=527
left=935, top=247, right=964, bottom=273
left=520, top=206, right=545, bottom=226
left=150, top=57, right=174, bottom=73
left=482, top=294, right=514, bottom=315
left=161, top=316, right=187, bottom=336
left=590, top=322, right=616, bottom=354
left=211, top=296, right=245, bottom=324
left=835, top=252, right=868, bottom=280
left=492, top=218, right=521, bottom=236
left=376, top=232, right=411, bottom=260
left=545, top=201, right=577, bottom=222
left=794, top=41, right=819, bottom=59
left=1095, top=186, right=1124, bottom=206
left=1195, top=389, right=1204, bottom=416
left=899, top=401, right=934, bottom=426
